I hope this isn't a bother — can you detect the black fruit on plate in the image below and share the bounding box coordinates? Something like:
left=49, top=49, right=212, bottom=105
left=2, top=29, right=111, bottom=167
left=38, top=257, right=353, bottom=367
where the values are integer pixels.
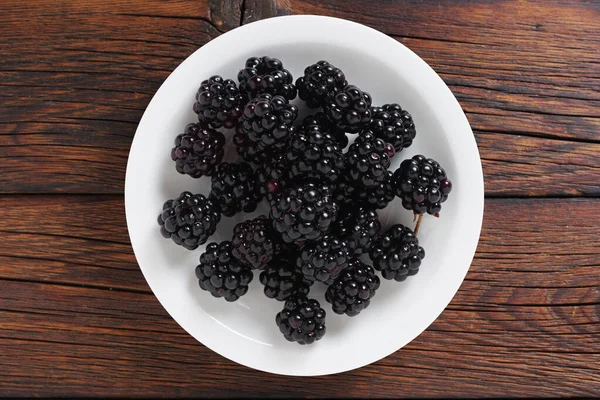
left=193, top=75, right=243, bottom=129
left=324, top=85, right=372, bottom=133
left=296, top=60, right=347, bottom=109
left=209, top=162, right=262, bottom=217
left=352, top=170, right=395, bottom=210
left=260, top=257, right=313, bottom=301
left=296, top=235, right=351, bottom=284
left=325, top=259, right=380, bottom=316
left=238, top=56, right=296, bottom=101
left=275, top=296, right=326, bottom=344
left=231, top=216, right=280, bottom=270
left=370, top=103, right=416, bottom=153
left=171, top=122, right=225, bottom=178
left=345, top=131, right=392, bottom=188
left=369, top=224, right=425, bottom=281
left=158, top=191, right=221, bottom=250
left=300, top=112, right=348, bottom=148
left=332, top=206, right=381, bottom=256
left=255, top=154, right=290, bottom=202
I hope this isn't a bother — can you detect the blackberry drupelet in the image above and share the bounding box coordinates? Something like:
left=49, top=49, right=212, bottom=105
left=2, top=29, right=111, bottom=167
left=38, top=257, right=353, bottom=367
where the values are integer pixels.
left=345, top=131, right=392, bottom=188
left=260, top=257, right=312, bottom=301
left=255, top=154, right=290, bottom=202
left=195, top=241, right=253, bottom=301
left=275, top=296, right=326, bottom=344
left=284, top=126, right=345, bottom=184
left=209, top=162, right=262, bottom=217
left=171, top=122, right=225, bottom=178
left=325, top=85, right=372, bottom=133
left=232, top=216, right=280, bottom=270
left=332, top=206, right=381, bottom=256
left=158, top=191, right=221, bottom=250
left=353, top=170, right=395, bottom=210
left=300, top=112, right=348, bottom=148
left=193, top=75, right=243, bottom=129
left=369, top=224, right=425, bottom=281
left=296, top=60, right=347, bottom=109
left=325, top=259, right=380, bottom=316
left=392, top=155, right=452, bottom=215
left=370, top=103, right=416, bottom=152
left=296, top=235, right=351, bottom=284
left=238, top=56, right=296, bottom=101
left=234, top=93, right=298, bottom=164
left=270, top=182, right=338, bottom=245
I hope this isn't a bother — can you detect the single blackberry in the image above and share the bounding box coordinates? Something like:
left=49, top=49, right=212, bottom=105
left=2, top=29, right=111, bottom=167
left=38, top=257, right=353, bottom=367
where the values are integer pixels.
left=369, top=224, right=425, bottom=281
left=370, top=104, right=416, bottom=152
left=234, top=93, right=298, bottom=164
left=275, top=296, right=326, bottom=344
left=158, top=191, right=221, bottom=250
left=270, top=182, right=338, bottom=245
left=195, top=241, right=253, bottom=301
left=255, top=154, right=290, bottom=202
left=232, top=216, right=280, bottom=270
left=193, top=75, right=243, bottom=129
left=325, top=259, right=380, bottom=316
left=238, top=56, right=296, bottom=101
left=353, top=170, right=395, bottom=210
left=296, top=60, right=347, bottom=108
left=301, top=112, right=348, bottom=148
left=345, top=131, right=392, bottom=188
left=296, top=235, right=351, bottom=284
left=260, top=257, right=312, bottom=301
left=171, top=123, right=225, bottom=178
left=209, top=162, right=262, bottom=217
left=325, top=85, right=372, bottom=133
left=284, top=127, right=345, bottom=184
left=332, top=206, right=381, bottom=256
left=393, top=155, right=452, bottom=215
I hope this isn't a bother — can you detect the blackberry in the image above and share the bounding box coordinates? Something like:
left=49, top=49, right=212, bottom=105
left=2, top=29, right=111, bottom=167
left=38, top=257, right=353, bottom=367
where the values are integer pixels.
left=232, top=216, right=280, bottom=270
left=296, top=235, right=351, bottom=284
left=370, top=224, right=425, bottom=281
left=325, top=259, right=380, bottom=316
left=393, top=155, right=452, bottom=215
left=260, top=257, right=312, bottom=301
left=195, top=241, right=253, bottom=301
left=284, top=126, right=345, bottom=184
left=255, top=154, right=289, bottom=202
left=193, top=75, right=243, bottom=129
left=345, top=131, right=392, bottom=188
left=332, top=207, right=381, bottom=256
left=370, top=104, right=416, bottom=152
left=209, top=162, right=261, bottom=217
left=234, top=94, right=298, bottom=164
left=238, top=56, right=296, bottom=101
left=171, top=123, right=225, bottom=178
left=301, top=112, right=348, bottom=148
left=158, top=191, right=221, bottom=250
left=270, top=182, right=338, bottom=245
left=325, top=85, right=372, bottom=133
left=353, top=170, right=395, bottom=210
left=296, top=60, right=347, bottom=108
left=275, top=296, right=326, bottom=344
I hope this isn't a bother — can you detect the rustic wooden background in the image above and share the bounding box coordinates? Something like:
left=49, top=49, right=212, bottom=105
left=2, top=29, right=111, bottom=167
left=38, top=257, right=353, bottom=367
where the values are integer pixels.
left=1, top=0, right=599, bottom=397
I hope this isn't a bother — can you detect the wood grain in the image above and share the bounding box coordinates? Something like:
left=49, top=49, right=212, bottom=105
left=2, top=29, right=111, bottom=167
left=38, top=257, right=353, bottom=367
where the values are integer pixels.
left=1, top=196, right=599, bottom=396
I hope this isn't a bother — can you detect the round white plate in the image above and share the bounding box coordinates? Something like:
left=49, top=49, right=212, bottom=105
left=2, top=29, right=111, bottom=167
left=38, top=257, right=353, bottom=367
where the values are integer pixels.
left=125, top=15, right=484, bottom=376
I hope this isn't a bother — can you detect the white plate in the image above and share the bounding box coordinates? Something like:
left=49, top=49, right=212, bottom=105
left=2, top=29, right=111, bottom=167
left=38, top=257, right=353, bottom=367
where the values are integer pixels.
left=125, top=15, right=484, bottom=376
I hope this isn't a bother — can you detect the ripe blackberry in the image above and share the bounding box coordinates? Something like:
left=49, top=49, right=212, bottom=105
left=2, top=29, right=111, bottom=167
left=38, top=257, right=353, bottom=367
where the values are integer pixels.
left=353, top=170, right=395, bottom=210
left=171, top=123, right=225, bottom=178
left=296, top=60, right=347, bottom=108
left=195, top=241, right=253, bottom=301
left=158, top=191, right=221, bottom=250
left=284, top=127, right=345, bottom=184
left=275, top=296, right=326, bottom=344
left=325, top=85, right=372, bottom=133
left=301, top=112, right=348, bottom=148
left=332, top=207, right=381, bottom=256
left=270, top=182, right=338, bottom=245
left=325, top=259, right=380, bottom=316
left=393, top=155, right=452, bottom=215
left=209, top=162, right=261, bottom=217
left=296, top=235, right=351, bottom=284
left=232, top=216, right=280, bottom=270
left=260, top=257, right=312, bottom=301
left=369, top=224, right=425, bottom=281
left=234, top=93, right=298, bottom=164
left=255, top=154, right=289, bottom=202
left=193, top=75, right=243, bottom=129
left=238, top=56, right=296, bottom=101
left=345, top=131, right=392, bottom=188
left=370, top=104, right=416, bottom=152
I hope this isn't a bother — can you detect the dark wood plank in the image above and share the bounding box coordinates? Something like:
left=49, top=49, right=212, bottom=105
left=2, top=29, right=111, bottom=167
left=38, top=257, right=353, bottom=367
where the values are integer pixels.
left=1, top=196, right=599, bottom=397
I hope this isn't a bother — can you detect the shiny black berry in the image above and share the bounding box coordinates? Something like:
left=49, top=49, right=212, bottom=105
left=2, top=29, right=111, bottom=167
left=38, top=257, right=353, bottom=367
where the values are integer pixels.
left=209, top=162, right=261, bottom=217
left=296, top=235, right=351, bottom=284
left=238, top=56, right=296, bottom=101
left=171, top=123, right=225, bottom=178
left=325, top=259, right=380, bottom=316
left=193, top=76, right=243, bottom=129
left=393, top=155, right=452, bottom=215
left=369, top=224, right=425, bottom=281
left=255, top=154, right=289, bottom=202
left=232, top=216, right=280, bottom=270
left=325, top=85, right=372, bottom=133
left=332, top=206, right=381, bottom=256
left=260, top=257, right=312, bottom=301
left=158, top=192, right=221, bottom=250
left=353, top=170, right=395, bottom=210
left=300, top=112, right=348, bottom=148
left=345, top=131, right=392, bottom=188
left=296, top=60, right=347, bottom=108
left=370, top=104, right=416, bottom=152
left=275, top=296, right=326, bottom=344
left=195, top=241, right=253, bottom=301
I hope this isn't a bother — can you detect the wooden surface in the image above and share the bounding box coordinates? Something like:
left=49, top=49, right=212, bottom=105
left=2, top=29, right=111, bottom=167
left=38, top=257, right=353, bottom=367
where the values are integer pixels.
left=1, top=0, right=599, bottom=397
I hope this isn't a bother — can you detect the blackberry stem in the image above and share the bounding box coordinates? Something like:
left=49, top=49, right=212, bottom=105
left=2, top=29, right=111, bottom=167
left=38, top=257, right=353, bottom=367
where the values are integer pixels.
left=414, top=213, right=423, bottom=236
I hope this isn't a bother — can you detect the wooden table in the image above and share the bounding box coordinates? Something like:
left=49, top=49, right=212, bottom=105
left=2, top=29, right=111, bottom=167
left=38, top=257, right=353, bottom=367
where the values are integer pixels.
left=2, top=0, right=599, bottom=397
